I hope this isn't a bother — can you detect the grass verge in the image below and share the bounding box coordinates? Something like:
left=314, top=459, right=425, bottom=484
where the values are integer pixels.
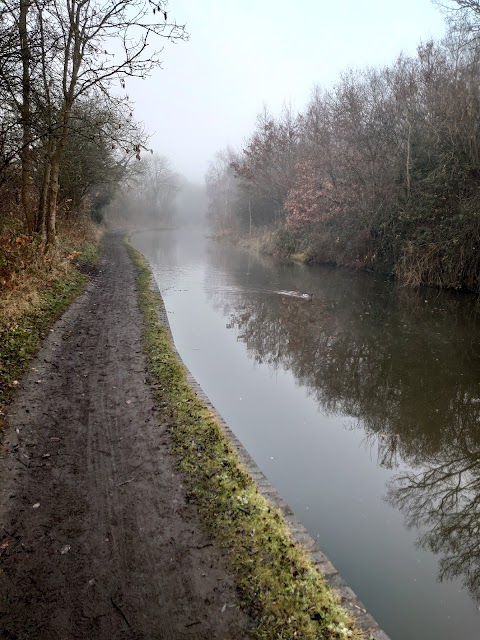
left=127, top=239, right=365, bottom=640
left=0, top=229, right=102, bottom=428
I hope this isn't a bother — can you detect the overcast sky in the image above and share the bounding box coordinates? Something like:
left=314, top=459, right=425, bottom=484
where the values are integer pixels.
left=129, top=0, right=447, bottom=183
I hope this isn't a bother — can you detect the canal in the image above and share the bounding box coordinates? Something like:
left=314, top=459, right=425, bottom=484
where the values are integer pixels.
left=133, top=228, right=480, bottom=640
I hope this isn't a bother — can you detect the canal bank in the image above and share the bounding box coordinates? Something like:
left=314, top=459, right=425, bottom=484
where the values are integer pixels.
left=128, top=235, right=391, bottom=640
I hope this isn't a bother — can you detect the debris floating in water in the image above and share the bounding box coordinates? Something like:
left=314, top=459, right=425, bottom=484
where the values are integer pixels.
left=276, top=290, right=313, bottom=300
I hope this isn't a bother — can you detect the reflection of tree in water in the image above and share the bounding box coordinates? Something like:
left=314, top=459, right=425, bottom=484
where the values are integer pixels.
left=359, top=431, right=402, bottom=470
left=211, top=279, right=480, bottom=601
left=216, top=287, right=480, bottom=460
left=388, top=444, right=480, bottom=602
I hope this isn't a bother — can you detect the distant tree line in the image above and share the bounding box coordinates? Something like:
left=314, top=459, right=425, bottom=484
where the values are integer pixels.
left=105, top=153, right=180, bottom=227
left=0, top=0, right=186, bottom=243
left=207, top=5, right=480, bottom=292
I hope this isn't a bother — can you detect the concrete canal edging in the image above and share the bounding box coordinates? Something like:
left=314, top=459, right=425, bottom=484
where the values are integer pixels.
left=146, top=257, right=392, bottom=640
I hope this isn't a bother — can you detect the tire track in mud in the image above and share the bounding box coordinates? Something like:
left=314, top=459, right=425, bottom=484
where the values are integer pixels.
left=0, top=233, right=253, bottom=640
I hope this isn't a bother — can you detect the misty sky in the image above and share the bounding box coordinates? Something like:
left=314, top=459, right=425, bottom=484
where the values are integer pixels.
left=129, top=0, right=447, bottom=183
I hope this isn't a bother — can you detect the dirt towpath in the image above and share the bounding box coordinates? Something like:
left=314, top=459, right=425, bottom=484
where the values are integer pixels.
left=0, top=233, right=253, bottom=640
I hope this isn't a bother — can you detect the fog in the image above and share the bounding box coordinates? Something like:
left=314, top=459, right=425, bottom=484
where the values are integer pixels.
left=127, top=0, right=446, bottom=184
left=104, top=154, right=207, bottom=229
left=174, top=178, right=208, bottom=228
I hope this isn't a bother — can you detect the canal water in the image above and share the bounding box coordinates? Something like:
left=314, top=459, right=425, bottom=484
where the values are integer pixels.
left=133, top=228, right=480, bottom=640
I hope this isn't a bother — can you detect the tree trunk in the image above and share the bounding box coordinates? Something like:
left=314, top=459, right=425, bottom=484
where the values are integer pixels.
left=46, top=150, right=61, bottom=246
left=38, top=149, right=52, bottom=238
left=45, top=105, right=71, bottom=245
left=19, top=0, right=34, bottom=233
left=406, top=117, right=412, bottom=200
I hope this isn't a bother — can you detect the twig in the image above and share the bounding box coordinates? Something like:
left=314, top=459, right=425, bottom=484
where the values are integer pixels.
left=110, top=596, right=132, bottom=629
left=116, top=478, right=134, bottom=487
left=185, top=620, right=201, bottom=628
left=14, top=455, right=30, bottom=468
left=128, top=460, right=145, bottom=474
left=193, top=543, right=213, bottom=550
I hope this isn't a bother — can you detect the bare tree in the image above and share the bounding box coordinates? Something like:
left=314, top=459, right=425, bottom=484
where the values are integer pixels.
left=0, top=0, right=187, bottom=243
left=231, top=105, right=300, bottom=226
left=137, top=153, right=179, bottom=222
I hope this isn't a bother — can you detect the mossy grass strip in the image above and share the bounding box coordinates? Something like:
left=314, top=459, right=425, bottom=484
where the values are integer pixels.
left=127, top=240, right=365, bottom=640
left=0, top=240, right=102, bottom=424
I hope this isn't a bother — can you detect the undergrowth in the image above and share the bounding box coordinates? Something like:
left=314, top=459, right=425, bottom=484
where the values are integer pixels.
left=0, top=218, right=102, bottom=425
left=127, top=240, right=365, bottom=640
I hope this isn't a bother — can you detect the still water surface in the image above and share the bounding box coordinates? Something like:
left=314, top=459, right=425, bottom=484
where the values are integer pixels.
left=133, top=229, right=480, bottom=640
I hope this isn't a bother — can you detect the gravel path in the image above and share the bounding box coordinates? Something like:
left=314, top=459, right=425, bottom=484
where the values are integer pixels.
left=0, top=232, right=253, bottom=640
